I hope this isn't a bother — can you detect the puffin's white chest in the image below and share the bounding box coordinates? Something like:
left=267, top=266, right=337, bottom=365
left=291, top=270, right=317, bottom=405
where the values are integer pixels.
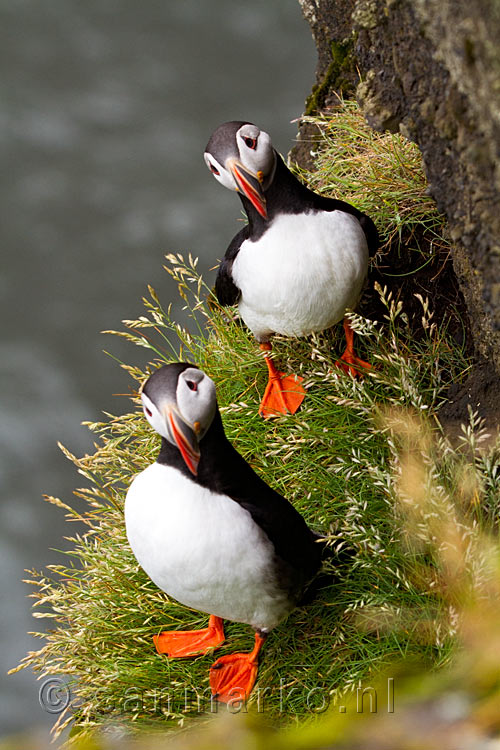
left=124, top=463, right=291, bottom=631
left=231, top=209, right=368, bottom=340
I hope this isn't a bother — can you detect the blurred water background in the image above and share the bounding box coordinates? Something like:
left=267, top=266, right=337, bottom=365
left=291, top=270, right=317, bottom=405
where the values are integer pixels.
left=0, top=0, right=316, bottom=738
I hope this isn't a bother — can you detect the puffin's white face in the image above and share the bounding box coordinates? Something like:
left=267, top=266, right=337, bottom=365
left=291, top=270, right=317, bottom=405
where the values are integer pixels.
left=175, top=367, right=217, bottom=439
left=204, top=121, right=276, bottom=218
left=141, top=365, right=217, bottom=475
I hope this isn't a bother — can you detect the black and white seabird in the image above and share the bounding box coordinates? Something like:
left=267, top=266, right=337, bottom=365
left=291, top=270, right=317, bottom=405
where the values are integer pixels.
left=204, top=121, right=379, bottom=418
left=125, top=363, right=322, bottom=703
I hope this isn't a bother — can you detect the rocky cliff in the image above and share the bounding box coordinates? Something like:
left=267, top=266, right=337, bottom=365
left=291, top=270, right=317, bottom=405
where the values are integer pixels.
left=296, top=0, right=500, bottom=425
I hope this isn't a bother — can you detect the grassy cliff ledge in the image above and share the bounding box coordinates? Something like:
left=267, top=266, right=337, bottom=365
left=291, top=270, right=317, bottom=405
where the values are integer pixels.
left=11, top=102, right=499, bottom=741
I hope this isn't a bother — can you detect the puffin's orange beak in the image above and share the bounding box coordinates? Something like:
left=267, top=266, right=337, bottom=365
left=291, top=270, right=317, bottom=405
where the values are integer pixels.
left=164, top=406, right=200, bottom=476
left=228, top=159, right=268, bottom=219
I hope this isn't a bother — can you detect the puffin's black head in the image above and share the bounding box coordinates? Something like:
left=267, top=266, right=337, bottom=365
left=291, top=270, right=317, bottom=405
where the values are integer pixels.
left=204, top=121, right=277, bottom=220
left=141, top=363, right=217, bottom=476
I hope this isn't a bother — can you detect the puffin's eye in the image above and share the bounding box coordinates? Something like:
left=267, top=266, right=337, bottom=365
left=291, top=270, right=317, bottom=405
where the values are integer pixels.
left=186, top=380, right=198, bottom=392
left=243, top=136, right=257, bottom=150
left=144, top=406, right=152, bottom=417
left=209, top=163, right=220, bottom=175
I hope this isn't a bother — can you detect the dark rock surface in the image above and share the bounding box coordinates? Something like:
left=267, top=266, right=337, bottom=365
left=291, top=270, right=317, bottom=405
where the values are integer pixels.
left=296, top=0, right=499, bottom=429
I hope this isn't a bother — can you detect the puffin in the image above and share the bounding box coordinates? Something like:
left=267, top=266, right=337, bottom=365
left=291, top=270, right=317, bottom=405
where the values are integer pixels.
left=125, top=362, right=323, bottom=703
left=204, top=121, right=379, bottom=418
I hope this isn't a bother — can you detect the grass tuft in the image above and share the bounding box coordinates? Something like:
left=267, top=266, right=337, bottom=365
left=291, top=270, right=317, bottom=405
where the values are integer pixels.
left=11, top=102, right=499, bottom=740
left=295, top=101, right=447, bottom=260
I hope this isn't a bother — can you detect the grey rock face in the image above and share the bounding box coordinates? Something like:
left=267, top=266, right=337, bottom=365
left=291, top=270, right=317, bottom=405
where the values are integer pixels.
left=297, top=0, right=500, bottom=420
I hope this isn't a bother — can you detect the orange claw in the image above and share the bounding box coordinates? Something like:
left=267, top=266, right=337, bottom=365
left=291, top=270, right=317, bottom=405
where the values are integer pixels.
left=153, top=615, right=225, bottom=658
left=209, top=631, right=266, bottom=703
left=259, top=343, right=306, bottom=418
left=335, top=318, right=371, bottom=377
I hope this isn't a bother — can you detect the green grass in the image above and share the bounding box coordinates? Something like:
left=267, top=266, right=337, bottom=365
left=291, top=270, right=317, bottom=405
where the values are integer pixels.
left=11, top=102, right=499, bottom=740
left=295, top=101, right=447, bottom=258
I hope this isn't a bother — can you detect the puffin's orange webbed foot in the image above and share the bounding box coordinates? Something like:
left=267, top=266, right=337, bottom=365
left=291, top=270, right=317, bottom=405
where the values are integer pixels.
left=153, top=615, right=225, bottom=658
left=334, top=318, right=372, bottom=378
left=259, top=343, right=305, bottom=418
left=334, top=351, right=372, bottom=378
left=209, top=632, right=266, bottom=703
